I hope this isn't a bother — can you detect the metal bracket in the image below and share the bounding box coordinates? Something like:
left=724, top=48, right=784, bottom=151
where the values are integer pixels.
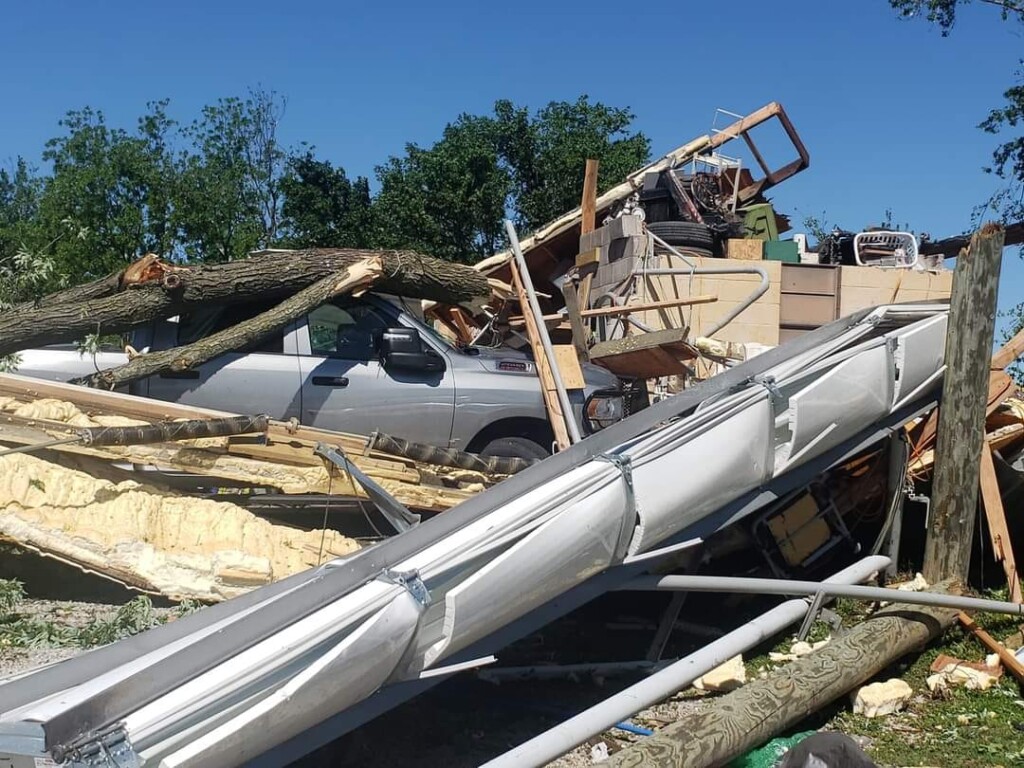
left=63, top=728, right=139, bottom=768
left=753, top=374, right=783, bottom=403
left=597, top=452, right=637, bottom=561
left=314, top=442, right=420, bottom=533
left=378, top=568, right=431, bottom=607
left=797, top=590, right=828, bottom=642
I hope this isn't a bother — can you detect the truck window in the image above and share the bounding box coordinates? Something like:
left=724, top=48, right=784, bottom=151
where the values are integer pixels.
left=307, top=297, right=390, bottom=360
left=177, top=302, right=284, bottom=354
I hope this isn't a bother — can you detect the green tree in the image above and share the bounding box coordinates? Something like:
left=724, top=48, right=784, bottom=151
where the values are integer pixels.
left=373, top=96, right=650, bottom=261
left=279, top=151, right=373, bottom=247
left=890, top=0, right=1024, bottom=362
left=175, top=88, right=290, bottom=261
left=38, top=102, right=177, bottom=277
left=374, top=114, right=510, bottom=263
left=496, top=96, right=651, bottom=230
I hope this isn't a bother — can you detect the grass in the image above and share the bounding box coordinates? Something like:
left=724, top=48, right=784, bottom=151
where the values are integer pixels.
left=0, top=578, right=194, bottom=650
left=738, top=590, right=1024, bottom=767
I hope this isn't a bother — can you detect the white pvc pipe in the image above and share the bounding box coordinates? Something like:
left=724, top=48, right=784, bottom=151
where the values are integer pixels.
left=481, top=556, right=890, bottom=768
left=618, top=574, right=1024, bottom=617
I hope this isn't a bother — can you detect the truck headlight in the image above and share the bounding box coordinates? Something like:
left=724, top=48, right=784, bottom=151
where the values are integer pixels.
left=585, top=390, right=625, bottom=433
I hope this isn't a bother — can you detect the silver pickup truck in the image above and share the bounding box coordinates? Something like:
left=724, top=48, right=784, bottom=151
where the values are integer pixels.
left=15, top=293, right=633, bottom=458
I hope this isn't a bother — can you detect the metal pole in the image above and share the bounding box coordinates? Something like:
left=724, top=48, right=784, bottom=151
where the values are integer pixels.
left=481, top=556, right=889, bottom=768
left=504, top=219, right=582, bottom=444
left=617, top=574, right=1024, bottom=618
left=637, top=266, right=770, bottom=336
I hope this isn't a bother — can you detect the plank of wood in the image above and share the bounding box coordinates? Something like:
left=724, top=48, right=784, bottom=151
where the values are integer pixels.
left=560, top=281, right=590, bottom=362
left=992, top=325, right=1024, bottom=370
left=958, top=611, right=1024, bottom=684
left=509, top=260, right=571, bottom=451
left=912, top=369, right=1015, bottom=462
left=590, top=327, right=696, bottom=379
left=979, top=444, right=1023, bottom=603
left=578, top=159, right=600, bottom=309
left=580, top=295, right=717, bottom=319
left=552, top=345, right=585, bottom=390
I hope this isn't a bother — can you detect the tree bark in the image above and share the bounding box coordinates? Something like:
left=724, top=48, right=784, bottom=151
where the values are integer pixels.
left=0, top=248, right=491, bottom=357
left=72, top=258, right=384, bottom=390
left=608, top=599, right=958, bottom=768
left=9, top=253, right=172, bottom=312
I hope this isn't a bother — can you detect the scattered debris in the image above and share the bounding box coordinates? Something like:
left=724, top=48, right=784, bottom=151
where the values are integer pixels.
left=769, top=637, right=831, bottom=663
left=693, top=654, right=746, bottom=692
left=925, top=653, right=1002, bottom=692
left=851, top=679, right=913, bottom=718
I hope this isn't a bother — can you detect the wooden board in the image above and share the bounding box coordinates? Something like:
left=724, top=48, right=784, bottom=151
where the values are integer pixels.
left=979, top=444, right=1023, bottom=603
left=590, top=327, right=697, bottom=378
left=552, top=344, right=585, bottom=390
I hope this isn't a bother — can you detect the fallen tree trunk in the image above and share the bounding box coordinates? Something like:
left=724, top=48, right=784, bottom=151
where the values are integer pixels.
left=608, top=598, right=958, bottom=768
left=8, top=253, right=171, bottom=312
left=0, top=248, right=491, bottom=357
left=72, top=257, right=384, bottom=390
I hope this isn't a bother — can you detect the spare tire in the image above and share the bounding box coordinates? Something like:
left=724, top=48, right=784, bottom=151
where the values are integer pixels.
left=647, top=221, right=714, bottom=250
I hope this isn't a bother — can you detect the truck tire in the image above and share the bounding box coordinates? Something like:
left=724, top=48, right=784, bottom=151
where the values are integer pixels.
left=647, top=221, right=714, bottom=250
left=479, top=436, right=551, bottom=461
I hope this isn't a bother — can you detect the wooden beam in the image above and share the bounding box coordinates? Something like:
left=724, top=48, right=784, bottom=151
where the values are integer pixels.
left=958, top=611, right=1024, bottom=685
left=577, top=159, right=600, bottom=309
left=924, top=224, right=1005, bottom=584
left=992, top=324, right=1024, bottom=370
left=607, top=599, right=958, bottom=768
left=560, top=281, right=590, bottom=362
left=509, top=260, right=571, bottom=451
left=580, top=295, right=717, bottom=319
left=979, top=444, right=1023, bottom=602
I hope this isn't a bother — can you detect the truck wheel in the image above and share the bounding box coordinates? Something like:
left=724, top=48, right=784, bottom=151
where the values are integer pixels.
left=479, top=436, right=551, bottom=461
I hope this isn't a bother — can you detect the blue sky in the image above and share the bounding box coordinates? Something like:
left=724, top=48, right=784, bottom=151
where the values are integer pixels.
left=2, top=0, right=1022, bottom=330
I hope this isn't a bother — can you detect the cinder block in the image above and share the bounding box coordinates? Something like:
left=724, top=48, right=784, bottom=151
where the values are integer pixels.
left=607, top=234, right=647, bottom=263
left=579, top=215, right=644, bottom=252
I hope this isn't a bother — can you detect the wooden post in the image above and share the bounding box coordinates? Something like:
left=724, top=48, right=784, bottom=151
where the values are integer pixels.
left=923, top=224, right=1005, bottom=585
left=509, top=259, right=572, bottom=451
left=607, top=600, right=958, bottom=768
left=577, top=159, right=600, bottom=309
left=560, top=280, right=590, bottom=362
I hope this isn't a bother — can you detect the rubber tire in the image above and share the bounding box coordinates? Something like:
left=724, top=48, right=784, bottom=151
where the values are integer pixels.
left=647, top=220, right=714, bottom=250
left=479, top=436, right=551, bottom=461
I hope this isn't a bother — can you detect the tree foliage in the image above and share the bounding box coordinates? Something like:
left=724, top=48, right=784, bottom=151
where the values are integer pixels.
left=0, top=89, right=648, bottom=301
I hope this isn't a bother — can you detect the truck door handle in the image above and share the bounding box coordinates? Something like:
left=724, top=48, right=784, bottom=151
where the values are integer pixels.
left=312, top=376, right=349, bottom=387
left=159, top=370, right=200, bottom=380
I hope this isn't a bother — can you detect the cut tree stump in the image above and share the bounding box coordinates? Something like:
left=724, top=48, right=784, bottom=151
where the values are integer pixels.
left=72, top=258, right=384, bottom=390
left=0, top=248, right=492, bottom=357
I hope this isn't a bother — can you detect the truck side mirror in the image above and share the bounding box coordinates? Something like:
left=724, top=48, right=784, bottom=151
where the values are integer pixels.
left=378, top=327, right=446, bottom=374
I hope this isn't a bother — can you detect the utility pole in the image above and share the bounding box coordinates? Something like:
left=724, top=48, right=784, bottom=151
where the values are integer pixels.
left=923, top=224, right=1005, bottom=584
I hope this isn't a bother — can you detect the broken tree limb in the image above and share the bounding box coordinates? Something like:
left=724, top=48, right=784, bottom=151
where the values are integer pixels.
left=71, top=258, right=384, bottom=390
left=607, top=599, right=959, bottom=768
left=0, top=248, right=490, bottom=357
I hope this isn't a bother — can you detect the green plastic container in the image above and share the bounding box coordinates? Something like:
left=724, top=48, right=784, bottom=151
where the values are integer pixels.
left=764, top=240, right=800, bottom=263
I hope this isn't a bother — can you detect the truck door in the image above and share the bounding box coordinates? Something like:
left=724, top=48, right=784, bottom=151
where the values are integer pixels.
left=297, top=296, right=456, bottom=445
left=144, top=301, right=304, bottom=421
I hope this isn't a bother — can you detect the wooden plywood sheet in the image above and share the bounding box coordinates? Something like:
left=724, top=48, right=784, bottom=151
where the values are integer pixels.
left=553, top=344, right=585, bottom=389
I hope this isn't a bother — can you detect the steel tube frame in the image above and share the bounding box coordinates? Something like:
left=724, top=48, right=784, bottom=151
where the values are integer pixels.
left=637, top=266, right=770, bottom=337
left=481, top=556, right=890, bottom=768
left=616, top=574, right=1024, bottom=617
